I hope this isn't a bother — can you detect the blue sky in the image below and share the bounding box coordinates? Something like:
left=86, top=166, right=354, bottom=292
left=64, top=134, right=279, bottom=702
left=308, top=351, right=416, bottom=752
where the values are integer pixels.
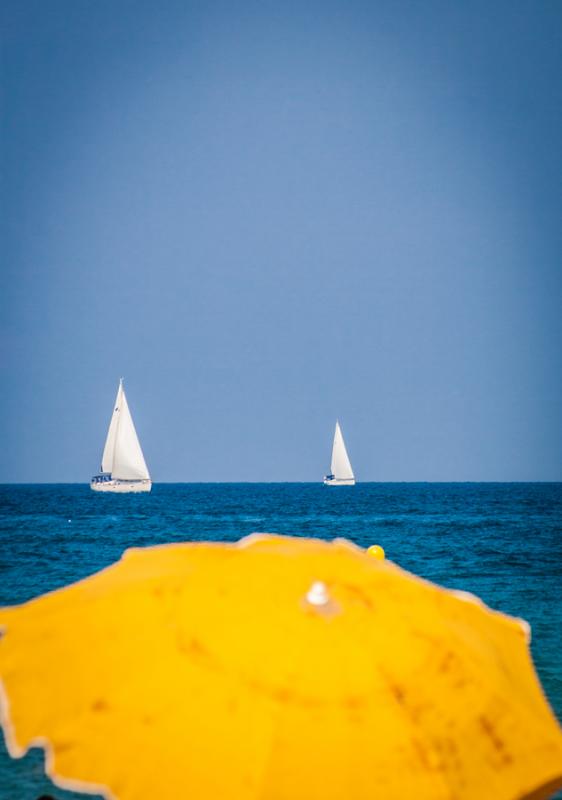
left=1, top=0, right=561, bottom=481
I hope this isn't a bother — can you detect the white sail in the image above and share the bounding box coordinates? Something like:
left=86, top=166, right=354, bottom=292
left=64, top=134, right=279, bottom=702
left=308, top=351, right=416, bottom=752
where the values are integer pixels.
left=331, top=421, right=354, bottom=481
left=100, top=381, right=122, bottom=474
left=111, top=387, right=150, bottom=481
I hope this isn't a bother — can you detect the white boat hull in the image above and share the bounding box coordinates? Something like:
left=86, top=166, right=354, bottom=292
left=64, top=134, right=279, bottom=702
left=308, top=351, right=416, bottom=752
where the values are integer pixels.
left=90, top=479, right=152, bottom=493
left=323, top=477, right=355, bottom=486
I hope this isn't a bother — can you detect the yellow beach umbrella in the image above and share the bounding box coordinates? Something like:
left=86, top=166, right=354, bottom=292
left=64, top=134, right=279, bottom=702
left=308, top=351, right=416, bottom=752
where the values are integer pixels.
left=0, top=534, right=561, bottom=800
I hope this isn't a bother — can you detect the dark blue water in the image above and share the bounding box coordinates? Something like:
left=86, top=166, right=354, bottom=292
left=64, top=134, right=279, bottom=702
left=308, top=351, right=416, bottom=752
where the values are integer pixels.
left=1, top=483, right=561, bottom=800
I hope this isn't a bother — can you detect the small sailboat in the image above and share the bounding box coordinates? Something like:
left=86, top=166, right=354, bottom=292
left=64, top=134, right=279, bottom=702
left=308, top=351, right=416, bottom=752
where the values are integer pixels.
left=90, top=379, right=152, bottom=493
left=324, top=421, right=355, bottom=486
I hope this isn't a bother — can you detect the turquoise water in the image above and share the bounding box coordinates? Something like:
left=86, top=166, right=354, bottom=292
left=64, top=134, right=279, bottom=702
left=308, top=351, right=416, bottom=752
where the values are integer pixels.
left=0, top=483, right=561, bottom=799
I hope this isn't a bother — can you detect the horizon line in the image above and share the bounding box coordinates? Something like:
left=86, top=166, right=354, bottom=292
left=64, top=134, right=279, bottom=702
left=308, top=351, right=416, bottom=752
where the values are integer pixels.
left=1, top=480, right=561, bottom=486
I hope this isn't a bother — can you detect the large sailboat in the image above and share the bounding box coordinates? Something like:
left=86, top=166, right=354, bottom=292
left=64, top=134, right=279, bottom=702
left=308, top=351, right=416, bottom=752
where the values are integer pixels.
left=91, top=379, right=152, bottom=493
left=324, top=421, right=355, bottom=486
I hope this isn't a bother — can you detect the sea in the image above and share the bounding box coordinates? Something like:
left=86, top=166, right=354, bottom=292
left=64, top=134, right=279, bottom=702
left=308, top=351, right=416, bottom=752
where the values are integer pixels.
left=0, top=482, right=561, bottom=800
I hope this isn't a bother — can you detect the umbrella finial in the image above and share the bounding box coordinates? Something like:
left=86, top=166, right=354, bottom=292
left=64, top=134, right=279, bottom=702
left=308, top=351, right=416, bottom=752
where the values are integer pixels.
left=305, top=580, right=330, bottom=607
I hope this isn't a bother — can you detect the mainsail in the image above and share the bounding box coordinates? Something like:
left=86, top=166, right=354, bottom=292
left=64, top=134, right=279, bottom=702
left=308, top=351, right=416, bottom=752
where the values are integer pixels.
left=100, top=380, right=150, bottom=481
left=330, top=421, right=354, bottom=481
left=101, top=382, right=122, bottom=474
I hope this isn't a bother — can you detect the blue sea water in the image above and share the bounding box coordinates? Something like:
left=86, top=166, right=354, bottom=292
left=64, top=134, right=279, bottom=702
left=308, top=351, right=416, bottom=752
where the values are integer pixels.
left=0, top=482, right=561, bottom=800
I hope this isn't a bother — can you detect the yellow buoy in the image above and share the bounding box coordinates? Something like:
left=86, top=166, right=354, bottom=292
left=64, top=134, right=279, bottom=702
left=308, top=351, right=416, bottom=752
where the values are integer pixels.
left=367, top=544, right=385, bottom=559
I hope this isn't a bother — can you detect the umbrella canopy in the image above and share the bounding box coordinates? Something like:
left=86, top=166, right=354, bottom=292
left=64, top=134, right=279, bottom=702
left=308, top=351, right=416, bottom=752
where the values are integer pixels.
left=0, top=534, right=561, bottom=800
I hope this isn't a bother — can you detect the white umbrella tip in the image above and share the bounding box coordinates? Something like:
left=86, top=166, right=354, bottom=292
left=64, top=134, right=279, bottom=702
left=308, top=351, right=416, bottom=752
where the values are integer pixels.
left=305, top=581, right=330, bottom=607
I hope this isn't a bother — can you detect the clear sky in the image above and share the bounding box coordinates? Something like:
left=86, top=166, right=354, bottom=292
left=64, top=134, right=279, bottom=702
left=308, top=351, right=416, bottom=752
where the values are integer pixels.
left=1, top=0, right=561, bottom=482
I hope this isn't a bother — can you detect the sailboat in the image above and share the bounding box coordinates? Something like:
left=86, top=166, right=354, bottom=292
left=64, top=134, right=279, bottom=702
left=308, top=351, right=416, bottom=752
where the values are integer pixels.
left=323, top=421, right=355, bottom=486
left=90, top=379, right=152, bottom=493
